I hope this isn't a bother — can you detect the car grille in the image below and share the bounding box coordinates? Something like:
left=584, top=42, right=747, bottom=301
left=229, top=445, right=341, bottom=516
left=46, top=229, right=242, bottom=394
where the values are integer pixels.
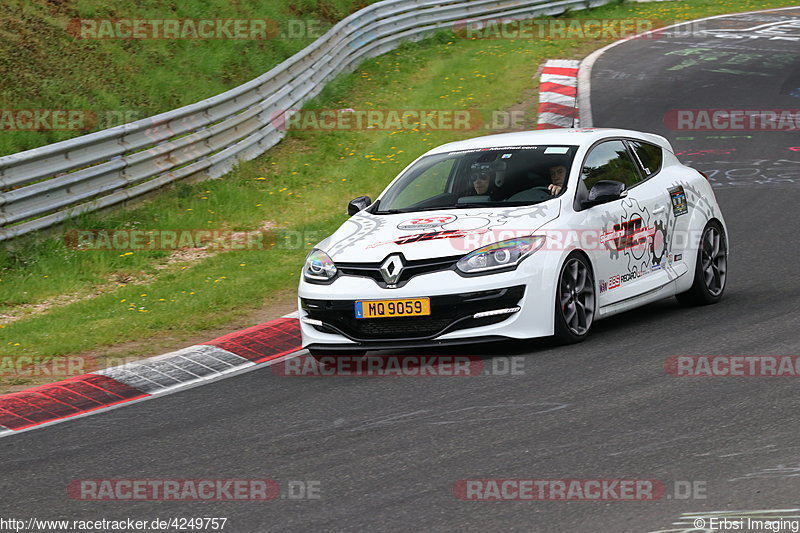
left=301, top=285, right=525, bottom=341
left=336, top=255, right=462, bottom=288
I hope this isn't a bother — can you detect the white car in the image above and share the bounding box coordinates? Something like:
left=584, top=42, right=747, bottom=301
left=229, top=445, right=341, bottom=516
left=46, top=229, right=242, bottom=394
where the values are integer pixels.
left=298, top=128, right=728, bottom=354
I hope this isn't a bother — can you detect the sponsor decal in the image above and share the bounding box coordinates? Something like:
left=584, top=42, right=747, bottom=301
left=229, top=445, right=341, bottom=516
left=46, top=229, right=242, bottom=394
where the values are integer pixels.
left=600, top=217, right=656, bottom=251
left=651, top=263, right=663, bottom=271
left=608, top=275, right=620, bottom=289
left=674, top=253, right=683, bottom=262
left=668, top=186, right=689, bottom=216
left=605, top=197, right=674, bottom=275
left=392, top=229, right=473, bottom=245
left=447, top=145, right=539, bottom=155
left=620, top=269, right=647, bottom=284
left=650, top=221, right=667, bottom=267
left=397, top=215, right=457, bottom=230
left=599, top=280, right=607, bottom=293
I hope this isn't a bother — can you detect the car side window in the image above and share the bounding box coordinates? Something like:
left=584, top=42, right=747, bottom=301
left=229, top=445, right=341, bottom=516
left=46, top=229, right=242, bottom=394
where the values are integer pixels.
left=581, top=140, right=641, bottom=192
left=628, top=140, right=663, bottom=178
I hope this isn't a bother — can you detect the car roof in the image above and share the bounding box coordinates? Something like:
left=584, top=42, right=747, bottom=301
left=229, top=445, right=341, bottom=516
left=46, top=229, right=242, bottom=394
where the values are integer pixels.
left=424, top=128, right=673, bottom=155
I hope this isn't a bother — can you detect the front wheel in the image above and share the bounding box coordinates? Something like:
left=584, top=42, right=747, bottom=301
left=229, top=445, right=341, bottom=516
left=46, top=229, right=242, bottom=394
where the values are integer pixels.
left=553, top=253, right=596, bottom=344
left=676, top=221, right=727, bottom=306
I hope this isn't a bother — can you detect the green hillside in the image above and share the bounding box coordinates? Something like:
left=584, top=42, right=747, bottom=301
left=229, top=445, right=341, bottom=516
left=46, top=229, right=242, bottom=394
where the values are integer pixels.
left=0, top=0, right=373, bottom=156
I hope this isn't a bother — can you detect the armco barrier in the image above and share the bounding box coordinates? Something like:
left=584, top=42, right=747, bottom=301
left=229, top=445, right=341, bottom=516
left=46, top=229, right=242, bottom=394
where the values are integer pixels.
left=0, top=0, right=618, bottom=242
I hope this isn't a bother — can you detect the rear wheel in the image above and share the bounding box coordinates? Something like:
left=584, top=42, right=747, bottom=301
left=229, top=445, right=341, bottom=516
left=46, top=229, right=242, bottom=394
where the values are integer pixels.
left=554, top=253, right=595, bottom=344
left=676, top=221, right=727, bottom=306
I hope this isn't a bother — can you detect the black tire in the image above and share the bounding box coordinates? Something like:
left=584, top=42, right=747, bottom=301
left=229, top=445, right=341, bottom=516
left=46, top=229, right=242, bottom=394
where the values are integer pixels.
left=553, top=252, right=596, bottom=344
left=676, top=220, right=727, bottom=306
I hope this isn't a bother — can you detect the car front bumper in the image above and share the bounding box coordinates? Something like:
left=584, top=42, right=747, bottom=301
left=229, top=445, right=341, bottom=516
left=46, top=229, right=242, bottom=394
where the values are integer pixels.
left=298, top=258, right=558, bottom=350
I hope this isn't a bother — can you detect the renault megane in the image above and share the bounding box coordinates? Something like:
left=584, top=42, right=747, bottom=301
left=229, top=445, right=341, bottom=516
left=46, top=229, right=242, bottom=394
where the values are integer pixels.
left=298, top=128, right=728, bottom=354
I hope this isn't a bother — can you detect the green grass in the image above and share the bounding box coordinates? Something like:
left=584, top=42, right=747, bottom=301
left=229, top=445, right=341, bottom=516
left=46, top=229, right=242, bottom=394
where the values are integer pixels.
left=1, top=0, right=798, bottom=373
left=0, top=0, right=376, bottom=156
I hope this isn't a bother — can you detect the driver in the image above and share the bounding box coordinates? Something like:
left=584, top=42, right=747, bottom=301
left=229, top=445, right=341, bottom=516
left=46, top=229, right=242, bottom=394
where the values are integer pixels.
left=548, top=164, right=567, bottom=195
left=470, top=168, right=493, bottom=195
left=466, top=162, right=499, bottom=198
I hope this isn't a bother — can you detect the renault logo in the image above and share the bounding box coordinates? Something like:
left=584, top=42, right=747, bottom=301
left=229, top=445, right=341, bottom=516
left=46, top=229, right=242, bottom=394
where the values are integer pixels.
left=380, top=254, right=404, bottom=285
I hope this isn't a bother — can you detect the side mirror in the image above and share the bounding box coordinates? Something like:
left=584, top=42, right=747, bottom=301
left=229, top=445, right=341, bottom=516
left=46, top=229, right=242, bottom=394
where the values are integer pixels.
left=583, top=180, right=626, bottom=208
left=347, top=195, right=372, bottom=216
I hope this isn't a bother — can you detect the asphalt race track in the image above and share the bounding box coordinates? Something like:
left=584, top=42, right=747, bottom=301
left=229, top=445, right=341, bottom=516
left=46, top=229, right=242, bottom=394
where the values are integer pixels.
left=2, top=8, right=800, bottom=533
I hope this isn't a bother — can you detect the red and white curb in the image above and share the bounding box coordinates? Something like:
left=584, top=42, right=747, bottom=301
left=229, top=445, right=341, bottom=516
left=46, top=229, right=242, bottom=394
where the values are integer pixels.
left=0, top=315, right=303, bottom=437
left=537, top=59, right=580, bottom=129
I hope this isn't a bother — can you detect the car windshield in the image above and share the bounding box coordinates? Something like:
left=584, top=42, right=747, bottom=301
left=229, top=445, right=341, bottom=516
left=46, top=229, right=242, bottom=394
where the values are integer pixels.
left=374, top=145, right=579, bottom=214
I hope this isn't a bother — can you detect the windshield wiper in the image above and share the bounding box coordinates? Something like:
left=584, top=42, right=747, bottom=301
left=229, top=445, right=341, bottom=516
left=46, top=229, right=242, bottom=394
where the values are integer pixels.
left=452, top=203, right=491, bottom=209
left=376, top=206, right=455, bottom=214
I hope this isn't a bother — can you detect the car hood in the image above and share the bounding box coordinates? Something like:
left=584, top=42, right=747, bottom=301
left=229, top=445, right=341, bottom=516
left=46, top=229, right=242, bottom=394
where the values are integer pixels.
left=318, top=204, right=561, bottom=263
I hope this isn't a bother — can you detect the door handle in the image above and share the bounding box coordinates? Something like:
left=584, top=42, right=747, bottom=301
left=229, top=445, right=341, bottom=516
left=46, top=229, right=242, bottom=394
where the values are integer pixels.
left=653, top=205, right=666, bottom=214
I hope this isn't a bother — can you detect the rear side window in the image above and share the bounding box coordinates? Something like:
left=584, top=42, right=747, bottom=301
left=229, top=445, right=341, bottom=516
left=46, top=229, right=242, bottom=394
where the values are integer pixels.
left=628, top=141, right=663, bottom=178
left=581, top=140, right=641, bottom=191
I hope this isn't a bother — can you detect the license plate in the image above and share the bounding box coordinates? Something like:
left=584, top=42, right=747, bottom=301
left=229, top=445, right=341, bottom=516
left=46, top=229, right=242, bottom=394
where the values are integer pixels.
left=355, top=298, right=431, bottom=319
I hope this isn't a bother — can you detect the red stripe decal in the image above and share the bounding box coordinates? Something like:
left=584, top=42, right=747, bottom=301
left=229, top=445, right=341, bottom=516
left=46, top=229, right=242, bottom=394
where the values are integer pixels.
left=539, top=82, right=577, bottom=97
left=204, top=317, right=302, bottom=363
left=542, top=66, right=579, bottom=77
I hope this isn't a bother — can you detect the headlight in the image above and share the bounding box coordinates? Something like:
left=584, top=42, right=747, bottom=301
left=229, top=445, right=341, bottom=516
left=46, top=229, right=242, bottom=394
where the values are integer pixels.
left=456, top=236, right=545, bottom=274
left=303, top=249, right=337, bottom=281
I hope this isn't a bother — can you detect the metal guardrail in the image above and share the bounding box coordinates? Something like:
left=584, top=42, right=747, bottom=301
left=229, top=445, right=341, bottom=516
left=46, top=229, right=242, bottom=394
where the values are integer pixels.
left=0, top=0, right=615, bottom=242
